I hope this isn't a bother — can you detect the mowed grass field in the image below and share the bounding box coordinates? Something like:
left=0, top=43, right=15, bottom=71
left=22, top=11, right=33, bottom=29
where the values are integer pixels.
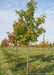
left=0, top=47, right=54, bottom=75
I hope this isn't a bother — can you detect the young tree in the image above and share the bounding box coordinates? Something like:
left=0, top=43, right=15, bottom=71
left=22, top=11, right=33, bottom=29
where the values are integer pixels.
left=53, top=42, right=54, bottom=47
left=8, top=0, right=46, bottom=74
left=7, top=32, right=19, bottom=66
left=1, top=38, right=9, bottom=47
left=46, top=40, right=49, bottom=47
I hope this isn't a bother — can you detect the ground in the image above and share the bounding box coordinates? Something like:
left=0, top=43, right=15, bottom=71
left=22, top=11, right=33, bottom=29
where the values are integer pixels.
left=0, top=47, right=54, bottom=75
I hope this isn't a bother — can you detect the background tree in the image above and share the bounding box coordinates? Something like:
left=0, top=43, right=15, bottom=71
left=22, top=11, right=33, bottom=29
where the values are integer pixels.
left=49, top=43, right=52, bottom=48
left=46, top=40, right=49, bottom=47
left=53, top=42, right=54, bottom=47
left=1, top=38, right=9, bottom=47
left=7, top=0, right=46, bottom=74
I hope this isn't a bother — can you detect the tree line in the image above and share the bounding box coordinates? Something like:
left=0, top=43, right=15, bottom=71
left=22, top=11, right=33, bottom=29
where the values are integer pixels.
left=0, top=38, right=54, bottom=48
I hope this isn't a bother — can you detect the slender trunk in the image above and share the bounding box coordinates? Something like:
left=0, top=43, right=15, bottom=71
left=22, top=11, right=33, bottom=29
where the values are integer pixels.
left=51, top=47, right=53, bottom=56
left=42, top=47, right=43, bottom=54
left=15, top=40, right=18, bottom=66
left=16, top=46, right=18, bottom=66
left=27, top=43, right=29, bottom=75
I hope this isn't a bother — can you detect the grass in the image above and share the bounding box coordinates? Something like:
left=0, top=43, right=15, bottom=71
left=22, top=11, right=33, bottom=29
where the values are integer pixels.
left=0, top=47, right=54, bottom=75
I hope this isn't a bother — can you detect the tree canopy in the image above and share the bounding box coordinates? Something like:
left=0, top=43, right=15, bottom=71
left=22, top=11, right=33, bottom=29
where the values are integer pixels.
left=7, top=0, right=46, bottom=46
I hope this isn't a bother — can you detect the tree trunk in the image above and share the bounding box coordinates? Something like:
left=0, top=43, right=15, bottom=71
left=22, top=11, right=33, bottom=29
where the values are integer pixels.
left=16, top=46, right=18, bottom=66
left=15, top=40, right=18, bottom=66
left=27, top=43, right=29, bottom=75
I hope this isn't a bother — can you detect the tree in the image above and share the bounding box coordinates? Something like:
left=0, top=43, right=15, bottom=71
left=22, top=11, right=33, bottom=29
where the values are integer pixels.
left=49, top=43, right=52, bottom=48
left=46, top=40, right=49, bottom=47
left=7, top=0, right=46, bottom=74
left=53, top=42, right=54, bottom=47
left=7, top=32, right=17, bottom=46
left=1, top=38, right=9, bottom=47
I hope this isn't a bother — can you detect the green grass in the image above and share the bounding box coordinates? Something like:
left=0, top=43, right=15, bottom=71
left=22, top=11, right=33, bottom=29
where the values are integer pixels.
left=0, top=47, right=54, bottom=75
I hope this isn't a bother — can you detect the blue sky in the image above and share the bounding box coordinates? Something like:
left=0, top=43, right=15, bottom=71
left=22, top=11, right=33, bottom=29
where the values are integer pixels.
left=0, top=0, right=54, bottom=44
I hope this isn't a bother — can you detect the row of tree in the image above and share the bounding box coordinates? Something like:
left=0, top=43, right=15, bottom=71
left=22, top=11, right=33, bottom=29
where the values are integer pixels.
left=0, top=38, right=54, bottom=48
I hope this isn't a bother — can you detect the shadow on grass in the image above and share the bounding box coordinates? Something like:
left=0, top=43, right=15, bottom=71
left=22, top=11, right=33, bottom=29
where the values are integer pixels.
left=9, top=57, right=27, bottom=72
left=1, top=48, right=54, bottom=73
left=41, top=55, right=54, bottom=62
left=39, top=64, right=54, bottom=73
left=30, top=54, right=54, bottom=62
left=29, top=54, right=45, bottom=63
left=29, top=54, right=54, bottom=73
left=29, top=64, right=54, bottom=74
left=1, top=48, right=27, bottom=72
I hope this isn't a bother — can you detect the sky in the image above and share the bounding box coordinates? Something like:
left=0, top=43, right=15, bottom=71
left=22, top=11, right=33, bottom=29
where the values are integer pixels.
left=0, top=0, right=54, bottom=44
